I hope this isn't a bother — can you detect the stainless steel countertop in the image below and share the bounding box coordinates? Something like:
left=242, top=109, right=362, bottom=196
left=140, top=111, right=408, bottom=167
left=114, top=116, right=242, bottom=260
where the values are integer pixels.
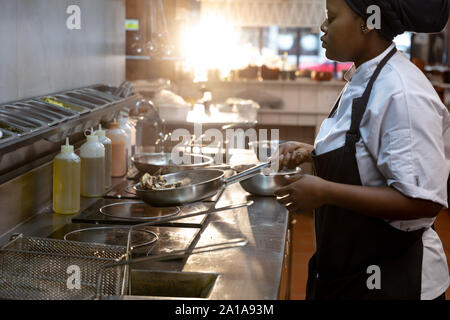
left=0, top=179, right=289, bottom=300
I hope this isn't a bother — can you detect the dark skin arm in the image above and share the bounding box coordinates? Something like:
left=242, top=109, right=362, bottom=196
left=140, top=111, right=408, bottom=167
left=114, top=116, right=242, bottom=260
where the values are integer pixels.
left=272, top=144, right=443, bottom=220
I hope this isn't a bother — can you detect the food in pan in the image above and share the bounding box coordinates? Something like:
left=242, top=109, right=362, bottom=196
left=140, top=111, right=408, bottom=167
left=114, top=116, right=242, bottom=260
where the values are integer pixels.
left=44, top=97, right=65, bottom=108
left=43, top=97, right=85, bottom=112
left=0, top=129, right=13, bottom=140
left=0, top=122, right=24, bottom=134
left=140, top=172, right=191, bottom=190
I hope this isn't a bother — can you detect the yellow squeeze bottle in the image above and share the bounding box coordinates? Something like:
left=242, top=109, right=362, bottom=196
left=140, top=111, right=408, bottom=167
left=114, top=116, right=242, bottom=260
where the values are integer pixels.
left=53, top=138, right=81, bottom=214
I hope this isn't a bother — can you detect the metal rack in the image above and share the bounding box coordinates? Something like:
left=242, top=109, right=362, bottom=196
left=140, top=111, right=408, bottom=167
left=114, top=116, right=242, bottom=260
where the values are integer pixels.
left=0, top=234, right=128, bottom=300
left=0, top=84, right=139, bottom=182
left=0, top=85, right=136, bottom=149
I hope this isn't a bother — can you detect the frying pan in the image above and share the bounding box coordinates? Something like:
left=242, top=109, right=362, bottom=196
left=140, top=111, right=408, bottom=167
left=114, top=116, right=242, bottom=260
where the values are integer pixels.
left=133, top=162, right=270, bottom=206
left=132, top=152, right=214, bottom=175
left=234, top=165, right=302, bottom=196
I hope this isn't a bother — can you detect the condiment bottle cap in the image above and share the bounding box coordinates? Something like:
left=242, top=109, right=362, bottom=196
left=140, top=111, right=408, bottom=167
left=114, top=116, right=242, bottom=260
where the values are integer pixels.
left=87, top=135, right=99, bottom=143
left=95, top=124, right=106, bottom=137
left=109, top=122, right=120, bottom=129
left=61, top=137, right=74, bottom=153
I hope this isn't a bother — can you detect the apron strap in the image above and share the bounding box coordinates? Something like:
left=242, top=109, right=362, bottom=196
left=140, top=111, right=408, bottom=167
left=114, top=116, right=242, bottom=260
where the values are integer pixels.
left=345, top=47, right=398, bottom=153
left=328, top=92, right=343, bottom=118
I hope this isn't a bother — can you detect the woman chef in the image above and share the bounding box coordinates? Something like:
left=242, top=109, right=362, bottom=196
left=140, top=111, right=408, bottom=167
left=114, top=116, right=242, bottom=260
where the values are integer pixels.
left=273, top=0, right=450, bottom=300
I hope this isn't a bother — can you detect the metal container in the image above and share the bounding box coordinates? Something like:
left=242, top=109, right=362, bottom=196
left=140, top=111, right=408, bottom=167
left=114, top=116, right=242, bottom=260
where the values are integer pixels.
left=20, top=100, right=79, bottom=119
left=237, top=166, right=302, bottom=196
left=133, top=162, right=270, bottom=206
left=37, top=96, right=90, bottom=114
left=55, top=94, right=100, bottom=110
left=66, top=91, right=112, bottom=106
left=80, top=88, right=117, bottom=103
left=1, top=104, right=60, bottom=127
left=13, top=102, right=69, bottom=121
left=132, top=153, right=214, bottom=175
left=0, top=109, right=47, bottom=128
left=89, top=84, right=118, bottom=96
left=0, top=112, right=41, bottom=136
left=0, top=129, right=18, bottom=144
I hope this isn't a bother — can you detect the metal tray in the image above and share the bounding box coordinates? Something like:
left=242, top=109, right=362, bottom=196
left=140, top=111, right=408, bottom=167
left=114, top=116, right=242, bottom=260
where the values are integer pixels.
left=22, top=100, right=79, bottom=119
left=0, top=113, right=42, bottom=136
left=0, top=105, right=60, bottom=127
left=0, top=128, right=18, bottom=144
left=79, top=88, right=118, bottom=103
left=0, top=87, right=138, bottom=179
left=0, top=109, right=47, bottom=128
left=66, top=91, right=112, bottom=106
left=55, top=94, right=100, bottom=110
left=90, top=84, right=120, bottom=96
left=14, top=102, right=72, bottom=121
left=37, top=96, right=90, bottom=114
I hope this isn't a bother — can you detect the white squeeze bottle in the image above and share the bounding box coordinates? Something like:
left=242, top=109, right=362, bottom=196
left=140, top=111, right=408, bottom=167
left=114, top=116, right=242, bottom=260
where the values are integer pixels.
left=118, top=117, right=132, bottom=168
left=53, top=138, right=80, bottom=214
left=80, top=134, right=105, bottom=197
left=95, top=124, right=112, bottom=189
left=107, top=121, right=127, bottom=177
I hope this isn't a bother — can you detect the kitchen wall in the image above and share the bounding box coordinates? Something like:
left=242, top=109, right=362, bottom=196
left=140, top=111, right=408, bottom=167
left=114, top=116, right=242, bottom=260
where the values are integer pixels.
left=0, top=0, right=126, bottom=104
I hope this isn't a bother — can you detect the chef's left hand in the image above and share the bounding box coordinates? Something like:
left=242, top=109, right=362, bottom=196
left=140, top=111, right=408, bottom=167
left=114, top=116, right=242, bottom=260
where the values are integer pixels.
left=274, top=174, right=328, bottom=212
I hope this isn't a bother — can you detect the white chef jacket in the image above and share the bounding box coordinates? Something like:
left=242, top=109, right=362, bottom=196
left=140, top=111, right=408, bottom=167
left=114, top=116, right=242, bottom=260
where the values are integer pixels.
left=314, top=43, right=450, bottom=300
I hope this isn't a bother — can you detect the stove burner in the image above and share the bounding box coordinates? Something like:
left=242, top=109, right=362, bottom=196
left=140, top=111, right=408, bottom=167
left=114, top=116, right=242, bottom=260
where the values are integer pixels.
left=64, top=226, right=158, bottom=251
left=99, top=201, right=181, bottom=221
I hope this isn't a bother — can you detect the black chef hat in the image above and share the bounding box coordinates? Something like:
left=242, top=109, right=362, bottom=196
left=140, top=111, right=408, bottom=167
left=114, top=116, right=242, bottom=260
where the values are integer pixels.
left=344, top=0, right=450, bottom=40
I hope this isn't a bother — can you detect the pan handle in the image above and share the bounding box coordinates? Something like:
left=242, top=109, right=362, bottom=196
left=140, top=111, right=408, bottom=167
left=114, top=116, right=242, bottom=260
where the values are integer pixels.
left=223, top=162, right=271, bottom=186
left=103, top=238, right=248, bottom=269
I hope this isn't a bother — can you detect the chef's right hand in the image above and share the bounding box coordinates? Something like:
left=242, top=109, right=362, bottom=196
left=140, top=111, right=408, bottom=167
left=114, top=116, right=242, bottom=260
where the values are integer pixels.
left=270, top=141, right=314, bottom=170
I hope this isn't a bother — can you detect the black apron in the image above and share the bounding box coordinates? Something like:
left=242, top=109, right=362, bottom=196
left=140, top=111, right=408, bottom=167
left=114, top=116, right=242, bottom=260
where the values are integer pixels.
left=306, top=48, right=425, bottom=300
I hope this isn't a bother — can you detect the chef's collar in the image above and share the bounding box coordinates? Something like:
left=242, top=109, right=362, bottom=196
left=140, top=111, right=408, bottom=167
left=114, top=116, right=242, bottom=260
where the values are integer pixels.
left=344, top=43, right=396, bottom=83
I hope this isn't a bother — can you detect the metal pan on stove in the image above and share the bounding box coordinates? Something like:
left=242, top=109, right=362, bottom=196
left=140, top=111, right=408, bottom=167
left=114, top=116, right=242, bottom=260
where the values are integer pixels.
left=132, top=152, right=214, bottom=175
left=133, top=162, right=270, bottom=207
